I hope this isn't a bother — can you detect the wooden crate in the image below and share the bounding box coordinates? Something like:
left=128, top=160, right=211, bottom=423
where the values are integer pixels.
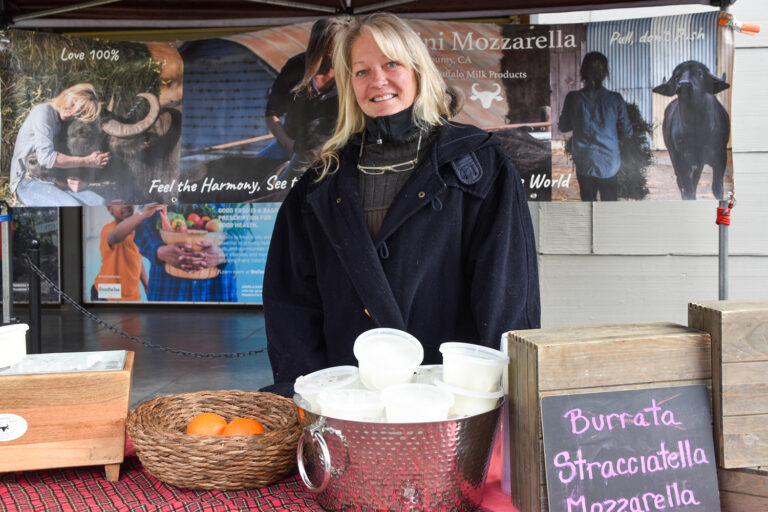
left=506, top=323, right=711, bottom=512
left=0, top=351, right=134, bottom=481
left=719, top=466, right=768, bottom=511
left=689, top=300, right=768, bottom=469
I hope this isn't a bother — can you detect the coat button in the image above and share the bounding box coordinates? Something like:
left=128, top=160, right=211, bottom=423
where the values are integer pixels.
left=336, top=197, right=341, bottom=204
left=418, top=191, right=426, bottom=199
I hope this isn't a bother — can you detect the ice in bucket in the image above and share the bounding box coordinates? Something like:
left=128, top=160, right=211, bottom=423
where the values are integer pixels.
left=381, top=383, right=454, bottom=422
left=294, top=366, right=360, bottom=413
left=0, top=324, right=29, bottom=369
left=439, top=342, right=509, bottom=392
left=353, top=328, right=423, bottom=391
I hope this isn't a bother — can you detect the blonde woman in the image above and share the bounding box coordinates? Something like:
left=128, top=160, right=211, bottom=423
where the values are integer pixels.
left=262, top=13, right=540, bottom=395
left=10, top=83, right=110, bottom=206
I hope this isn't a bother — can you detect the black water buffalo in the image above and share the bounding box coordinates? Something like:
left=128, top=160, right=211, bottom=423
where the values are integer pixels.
left=653, top=60, right=730, bottom=200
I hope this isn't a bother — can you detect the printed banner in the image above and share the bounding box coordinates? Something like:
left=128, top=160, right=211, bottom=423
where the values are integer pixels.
left=2, top=12, right=733, bottom=204
left=82, top=203, right=277, bottom=304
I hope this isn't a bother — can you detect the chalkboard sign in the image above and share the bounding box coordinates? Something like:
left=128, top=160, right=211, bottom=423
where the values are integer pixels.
left=541, top=385, right=720, bottom=512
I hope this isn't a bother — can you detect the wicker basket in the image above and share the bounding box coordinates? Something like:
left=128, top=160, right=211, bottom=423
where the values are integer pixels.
left=127, top=390, right=301, bottom=490
left=158, top=229, right=227, bottom=280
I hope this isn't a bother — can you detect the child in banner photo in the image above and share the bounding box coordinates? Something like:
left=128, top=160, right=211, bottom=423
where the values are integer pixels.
left=92, top=204, right=165, bottom=301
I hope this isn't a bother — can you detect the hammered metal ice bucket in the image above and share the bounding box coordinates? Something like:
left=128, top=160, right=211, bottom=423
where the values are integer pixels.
left=296, top=403, right=501, bottom=511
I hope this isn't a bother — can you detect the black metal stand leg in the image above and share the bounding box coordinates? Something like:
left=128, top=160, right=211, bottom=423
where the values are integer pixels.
left=29, top=239, right=42, bottom=354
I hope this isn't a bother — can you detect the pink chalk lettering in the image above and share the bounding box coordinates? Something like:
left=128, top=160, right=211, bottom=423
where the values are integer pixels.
left=563, top=398, right=683, bottom=436
left=552, top=440, right=709, bottom=484
left=566, top=481, right=701, bottom=512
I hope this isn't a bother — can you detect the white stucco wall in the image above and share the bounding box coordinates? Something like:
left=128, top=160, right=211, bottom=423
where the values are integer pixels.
left=531, top=0, right=768, bottom=328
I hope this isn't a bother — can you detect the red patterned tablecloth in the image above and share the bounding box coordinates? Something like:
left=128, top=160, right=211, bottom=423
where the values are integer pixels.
left=0, top=437, right=515, bottom=511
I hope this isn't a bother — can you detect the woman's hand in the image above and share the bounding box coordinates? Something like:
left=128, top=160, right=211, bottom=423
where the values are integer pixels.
left=84, top=151, right=111, bottom=168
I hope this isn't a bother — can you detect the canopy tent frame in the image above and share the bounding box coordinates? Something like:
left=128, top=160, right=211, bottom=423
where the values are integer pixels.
left=2, top=0, right=735, bottom=29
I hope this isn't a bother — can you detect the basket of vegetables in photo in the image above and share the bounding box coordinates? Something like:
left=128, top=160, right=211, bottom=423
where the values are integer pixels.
left=157, top=205, right=227, bottom=280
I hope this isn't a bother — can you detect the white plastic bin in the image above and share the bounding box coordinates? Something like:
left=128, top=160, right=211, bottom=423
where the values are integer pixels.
left=0, top=324, right=29, bottom=369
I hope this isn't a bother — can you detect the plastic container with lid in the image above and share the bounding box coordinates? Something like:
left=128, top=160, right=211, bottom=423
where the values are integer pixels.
left=439, top=342, right=509, bottom=393
left=381, top=383, right=454, bottom=423
left=293, top=365, right=360, bottom=414
left=353, top=328, right=423, bottom=391
left=0, top=323, right=29, bottom=369
left=316, top=388, right=385, bottom=422
left=434, top=377, right=504, bottom=417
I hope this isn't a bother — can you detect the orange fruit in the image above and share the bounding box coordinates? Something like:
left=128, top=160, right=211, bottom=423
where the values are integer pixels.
left=221, top=417, right=265, bottom=436
left=186, top=412, right=227, bottom=436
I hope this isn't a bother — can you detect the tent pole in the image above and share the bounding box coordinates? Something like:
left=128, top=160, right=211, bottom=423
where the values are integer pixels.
left=1, top=202, right=13, bottom=324
left=718, top=199, right=729, bottom=300
left=718, top=0, right=730, bottom=301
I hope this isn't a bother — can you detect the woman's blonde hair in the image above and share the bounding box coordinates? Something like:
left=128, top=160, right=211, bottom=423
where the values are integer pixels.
left=317, top=12, right=449, bottom=179
left=50, top=83, right=101, bottom=122
left=291, top=17, right=348, bottom=95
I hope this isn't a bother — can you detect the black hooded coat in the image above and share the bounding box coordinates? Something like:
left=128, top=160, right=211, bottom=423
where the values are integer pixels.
left=263, top=121, right=540, bottom=392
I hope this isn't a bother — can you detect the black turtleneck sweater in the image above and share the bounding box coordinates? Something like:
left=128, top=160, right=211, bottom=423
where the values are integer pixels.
left=358, top=107, right=436, bottom=238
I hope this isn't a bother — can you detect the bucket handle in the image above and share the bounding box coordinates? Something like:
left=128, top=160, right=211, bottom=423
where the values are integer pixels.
left=298, top=423, right=340, bottom=492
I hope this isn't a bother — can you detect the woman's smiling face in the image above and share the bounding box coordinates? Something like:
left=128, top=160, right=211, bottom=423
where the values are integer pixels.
left=350, top=32, right=417, bottom=118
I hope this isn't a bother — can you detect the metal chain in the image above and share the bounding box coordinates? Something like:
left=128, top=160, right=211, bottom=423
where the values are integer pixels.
left=22, top=254, right=266, bottom=359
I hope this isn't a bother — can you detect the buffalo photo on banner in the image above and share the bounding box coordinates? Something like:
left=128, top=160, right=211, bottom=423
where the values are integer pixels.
left=1, top=12, right=733, bottom=205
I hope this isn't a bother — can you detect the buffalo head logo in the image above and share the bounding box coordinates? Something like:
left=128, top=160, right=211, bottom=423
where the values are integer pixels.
left=469, top=83, right=502, bottom=109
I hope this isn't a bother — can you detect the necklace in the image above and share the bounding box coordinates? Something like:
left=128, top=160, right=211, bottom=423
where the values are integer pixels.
left=357, top=132, right=422, bottom=175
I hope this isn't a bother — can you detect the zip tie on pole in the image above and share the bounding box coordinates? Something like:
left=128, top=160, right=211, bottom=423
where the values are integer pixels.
left=716, top=198, right=735, bottom=226
left=719, top=14, right=761, bottom=36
